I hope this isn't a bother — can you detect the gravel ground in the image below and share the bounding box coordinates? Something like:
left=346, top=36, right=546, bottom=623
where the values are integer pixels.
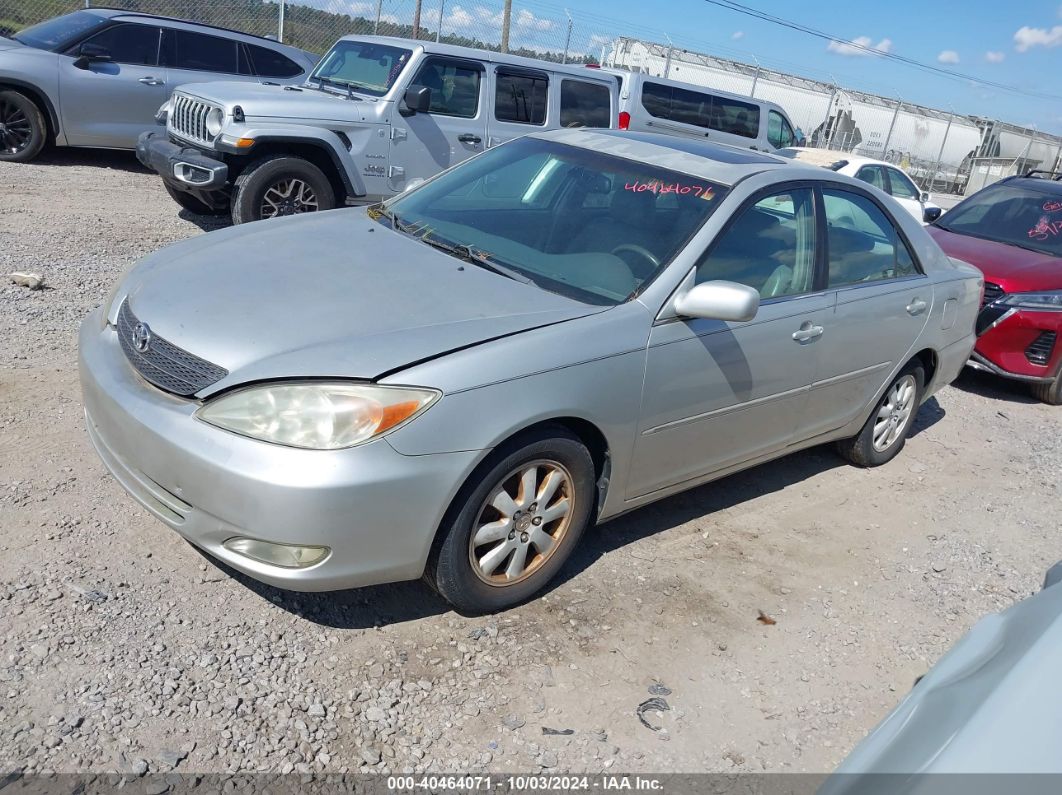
left=1, top=149, right=1060, bottom=778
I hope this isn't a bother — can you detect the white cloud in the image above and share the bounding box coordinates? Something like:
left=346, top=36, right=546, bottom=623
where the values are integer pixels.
left=985, top=50, right=1006, bottom=62
left=937, top=49, right=960, bottom=63
left=1014, top=24, right=1062, bottom=51
left=731, top=30, right=744, bottom=40
left=826, top=35, right=892, bottom=57
left=587, top=33, right=612, bottom=50
left=514, top=8, right=554, bottom=31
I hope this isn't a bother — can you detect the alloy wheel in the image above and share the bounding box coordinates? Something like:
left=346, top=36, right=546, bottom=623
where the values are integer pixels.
left=260, top=178, right=319, bottom=218
left=469, top=460, right=575, bottom=586
left=0, top=99, right=33, bottom=156
left=872, top=374, right=917, bottom=452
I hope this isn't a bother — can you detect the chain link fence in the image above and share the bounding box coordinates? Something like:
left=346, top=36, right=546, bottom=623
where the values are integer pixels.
left=3, top=1, right=1060, bottom=194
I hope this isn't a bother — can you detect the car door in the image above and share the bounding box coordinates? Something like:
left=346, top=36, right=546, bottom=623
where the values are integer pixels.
left=58, top=21, right=168, bottom=147
left=486, top=65, right=549, bottom=148
left=627, top=186, right=833, bottom=498
left=388, top=56, right=487, bottom=193
left=802, top=186, right=932, bottom=437
left=159, top=27, right=247, bottom=92
left=884, top=166, right=926, bottom=222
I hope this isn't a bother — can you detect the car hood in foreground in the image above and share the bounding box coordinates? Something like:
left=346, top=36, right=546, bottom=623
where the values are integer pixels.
left=117, top=210, right=605, bottom=396
left=927, top=226, right=1062, bottom=292
left=824, top=578, right=1062, bottom=786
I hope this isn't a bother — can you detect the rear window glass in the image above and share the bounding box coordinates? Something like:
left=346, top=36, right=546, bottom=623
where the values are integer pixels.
left=495, top=70, right=548, bottom=125
left=560, top=80, right=611, bottom=128
left=640, top=81, right=760, bottom=138
left=936, top=183, right=1062, bottom=257
left=247, top=44, right=303, bottom=78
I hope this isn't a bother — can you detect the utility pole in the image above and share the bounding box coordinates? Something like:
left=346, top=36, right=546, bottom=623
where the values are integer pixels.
left=500, top=0, right=512, bottom=53
left=561, top=10, right=573, bottom=64
left=412, top=0, right=422, bottom=39
left=749, top=57, right=761, bottom=97
left=436, top=0, right=444, bottom=42
left=374, top=0, right=382, bottom=34
left=277, top=0, right=285, bottom=43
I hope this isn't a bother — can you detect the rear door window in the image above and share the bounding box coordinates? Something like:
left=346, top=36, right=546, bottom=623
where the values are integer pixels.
left=559, top=80, right=611, bottom=128
left=494, top=69, right=548, bottom=125
left=162, top=29, right=240, bottom=74
left=78, top=23, right=160, bottom=66
left=246, top=43, right=304, bottom=78
left=855, top=165, right=886, bottom=192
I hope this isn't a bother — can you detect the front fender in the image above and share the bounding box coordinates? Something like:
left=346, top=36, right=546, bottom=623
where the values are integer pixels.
left=223, top=123, right=367, bottom=197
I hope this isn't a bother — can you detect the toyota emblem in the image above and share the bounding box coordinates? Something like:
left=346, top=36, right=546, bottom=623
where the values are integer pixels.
left=131, top=321, right=152, bottom=353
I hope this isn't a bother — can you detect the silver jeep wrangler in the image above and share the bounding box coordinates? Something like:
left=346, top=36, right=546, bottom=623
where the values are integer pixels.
left=138, top=35, right=618, bottom=224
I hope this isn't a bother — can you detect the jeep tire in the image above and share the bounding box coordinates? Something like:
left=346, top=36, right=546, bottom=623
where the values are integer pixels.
left=231, top=155, right=335, bottom=224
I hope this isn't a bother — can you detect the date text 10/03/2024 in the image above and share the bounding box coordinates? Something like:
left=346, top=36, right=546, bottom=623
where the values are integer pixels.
left=386, top=775, right=665, bottom=791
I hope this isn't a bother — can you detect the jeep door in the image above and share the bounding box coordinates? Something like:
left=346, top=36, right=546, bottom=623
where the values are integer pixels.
left=388, top=56, right=487, bottom=193
left=58, top=21, right=169, bottom=147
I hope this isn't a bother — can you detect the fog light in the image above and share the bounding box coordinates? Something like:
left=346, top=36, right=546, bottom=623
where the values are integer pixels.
left=222, top=537, right=330, bottom=569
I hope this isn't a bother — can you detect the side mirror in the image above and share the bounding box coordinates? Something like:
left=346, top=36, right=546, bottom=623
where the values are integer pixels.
left=73, top=42, right=112, bottom=70
left=400, top=85, right=431, bottom=116
left=921, top=191, right=931, bottom=203
left=923, top=206, right=943, bottom=224
left=674, top=280, right=760, bottom=322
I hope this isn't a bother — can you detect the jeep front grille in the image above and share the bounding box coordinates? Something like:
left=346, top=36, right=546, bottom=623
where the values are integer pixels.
left=169, top=94, right=217, bottom=146
left=117, top=300, right=228, bottom=396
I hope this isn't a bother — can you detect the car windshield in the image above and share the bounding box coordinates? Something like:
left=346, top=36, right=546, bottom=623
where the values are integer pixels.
left=12, top=10, right=109, bottom=51
left=309, top=40, right=411, bottom=96
left=382, top=137, right=729, bottom=305
left=935, top=183, right=1062, bottom=257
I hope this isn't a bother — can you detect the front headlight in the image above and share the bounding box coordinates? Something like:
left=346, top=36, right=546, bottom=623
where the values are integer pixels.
left=155, top=99, right=172, bottom=126
left=196, top=382, right=440, bottom=449
left=998, top=290, right=1062, bottom=311
left=205, top=107, right=224, bottom=138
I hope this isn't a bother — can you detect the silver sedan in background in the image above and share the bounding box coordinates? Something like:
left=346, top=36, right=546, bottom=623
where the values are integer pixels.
left=79, top=129, right=982, bottom=613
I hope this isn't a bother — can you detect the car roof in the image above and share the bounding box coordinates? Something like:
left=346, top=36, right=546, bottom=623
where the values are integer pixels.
left=88, top=7, right=309, bottom=55
left=781, top=146, right=880, bottom=168
left=335, top=35, right=617, bottom=82
left=531, top=129, right=816, bottom=186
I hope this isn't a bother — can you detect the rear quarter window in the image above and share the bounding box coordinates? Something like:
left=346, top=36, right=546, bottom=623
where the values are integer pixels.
left=560, top=79, right=611, bottom=128
left=247, top=44, right=303, bottom=78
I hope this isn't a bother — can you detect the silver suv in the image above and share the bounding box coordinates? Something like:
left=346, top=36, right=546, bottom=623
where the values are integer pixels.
left=0, top=9, right=316, bottom=162
left=137, top=35, right=619, bottom=223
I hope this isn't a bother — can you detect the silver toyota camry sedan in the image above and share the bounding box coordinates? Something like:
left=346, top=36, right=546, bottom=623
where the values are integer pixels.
left=79, top=129, right=982, bottom=613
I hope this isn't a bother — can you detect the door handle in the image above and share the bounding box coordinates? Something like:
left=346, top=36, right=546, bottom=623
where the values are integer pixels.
left=138, top=77, right=165, bottom=86
left=792, top=322, right=824, bottom=343
left=906, top=298, right=928, bottom=316
left=457, top=134, right=481, bottom=145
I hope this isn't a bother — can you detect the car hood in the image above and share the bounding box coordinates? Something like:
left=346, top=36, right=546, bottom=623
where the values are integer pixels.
left=176, top=81, right=380, bottom=125
left=825, top=580, right=1062, bottom=785
left=927, top=226, right=1062, bottom=291
left=116, top=209, right=604, bottom=396
left=0, top=36, right=22, bottom=51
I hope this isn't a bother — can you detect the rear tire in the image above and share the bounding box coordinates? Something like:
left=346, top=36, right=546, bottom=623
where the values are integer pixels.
left=836, top=362, right=924, bottom=467
left=164, top=184, right=228, bottom=216
left=427, top=426, right=596, bottom=614
left=1030, top=370, right=1062, bottom=405
left=231, top=155, right=335, bottom=224
left=0, top=90, right=47, bottom=163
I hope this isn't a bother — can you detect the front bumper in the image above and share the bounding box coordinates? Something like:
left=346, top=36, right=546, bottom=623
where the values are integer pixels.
left=136, top=130, right=229, bottom=193
left=970, top=307, right=1062, bottom=384
left=78, top=309, right=480, bottom=592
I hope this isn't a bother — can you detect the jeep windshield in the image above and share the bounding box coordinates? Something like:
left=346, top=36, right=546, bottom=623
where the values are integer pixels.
left=935, top=183, right=1062, bottom=258
left=381, top=137, right=729, bottom=306
left=309, top=41, right=412, bottom=97
left=12, top=10, right=109, bottom=51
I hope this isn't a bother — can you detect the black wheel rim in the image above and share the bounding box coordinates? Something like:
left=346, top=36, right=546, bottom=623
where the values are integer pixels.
left=0, top=99, right=33, bottom=155
left=260, top=178, right=318, bottom=218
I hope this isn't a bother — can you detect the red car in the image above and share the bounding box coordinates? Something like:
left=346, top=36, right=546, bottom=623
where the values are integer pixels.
left=928, top=173, right=1062, bottom=404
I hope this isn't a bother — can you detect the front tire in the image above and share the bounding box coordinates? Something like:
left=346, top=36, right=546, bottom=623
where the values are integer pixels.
left=231, top=155, right=335, bottom=224
left=1030, top=370, right=1062, bottom=406
left=165, top=184, right=228, bottom=216
left=0, top=90, right=47, bottom=163
left=836, top=362, right=924, bottom=467
left=428, top=427, right=596, bottom=614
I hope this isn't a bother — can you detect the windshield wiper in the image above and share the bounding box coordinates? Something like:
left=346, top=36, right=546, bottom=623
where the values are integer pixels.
left=421, top=233, right=533, bottom=284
